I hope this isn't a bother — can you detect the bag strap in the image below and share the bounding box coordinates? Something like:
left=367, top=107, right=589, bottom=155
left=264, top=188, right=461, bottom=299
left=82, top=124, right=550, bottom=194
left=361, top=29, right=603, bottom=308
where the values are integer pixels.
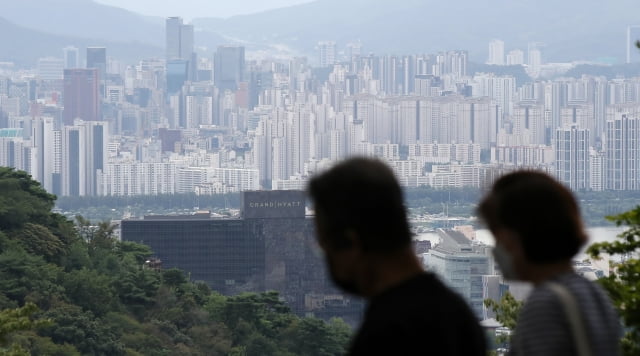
left=546, top=281, right=593, bottom=356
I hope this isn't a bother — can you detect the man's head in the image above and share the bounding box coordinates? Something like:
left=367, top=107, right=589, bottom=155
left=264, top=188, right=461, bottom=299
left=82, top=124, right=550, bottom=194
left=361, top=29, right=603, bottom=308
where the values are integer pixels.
left=308, top=157, right=413, bottom=295
left=478, top=170, right=588, bottom=271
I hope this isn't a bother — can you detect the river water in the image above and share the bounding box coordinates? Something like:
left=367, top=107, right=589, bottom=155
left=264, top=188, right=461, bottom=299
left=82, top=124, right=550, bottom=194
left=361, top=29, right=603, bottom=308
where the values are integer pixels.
left=417, top=226, right=626, bottom=257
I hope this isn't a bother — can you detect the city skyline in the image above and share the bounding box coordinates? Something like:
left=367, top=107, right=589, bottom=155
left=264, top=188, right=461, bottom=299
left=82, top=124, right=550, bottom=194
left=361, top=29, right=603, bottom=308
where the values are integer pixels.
left=0, top=4, right=638, bottom=355
left=2, top=0, right=640, bottom=65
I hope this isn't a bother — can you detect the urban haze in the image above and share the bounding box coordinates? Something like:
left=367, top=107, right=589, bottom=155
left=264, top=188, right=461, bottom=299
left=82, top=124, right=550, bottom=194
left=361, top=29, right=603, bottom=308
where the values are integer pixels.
left=0, top=1, right=639, bottom=354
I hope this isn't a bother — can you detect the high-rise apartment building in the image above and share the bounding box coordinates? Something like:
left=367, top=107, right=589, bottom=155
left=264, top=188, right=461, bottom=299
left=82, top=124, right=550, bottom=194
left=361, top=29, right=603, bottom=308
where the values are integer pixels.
left=506, top=49, right=524, bottom=65
left=318, top=41, right=336, bottom=68
left=63, top=69, right=100, bottom=125
left=626, top=25, right=640, bottom=64
left=0, top=128, right=35, bottom=177
left=30, top=117, right=57, bottom=193
left=527, top=44, right=543, bottom=75
left=512, top=104, right=545, bottom=145
left=487, top=39, right=505, bottom=65
left=555, top=125, right=590, bottom=191
left=37, top=57, right=64, bottom=81
left=346, top=41, right=362, bottom=60
left=606, top=113, right=640, bottom=190
left=61, top=120, right=108, bottom=196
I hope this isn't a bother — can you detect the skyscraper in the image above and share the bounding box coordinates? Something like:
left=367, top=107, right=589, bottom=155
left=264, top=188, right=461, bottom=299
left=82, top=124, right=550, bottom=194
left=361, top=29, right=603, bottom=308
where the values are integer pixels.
left=166, top=17, right=194, bottom=61
left=63, top=46, right=79, bottom=69
left=166, top=17, right=195, bottom=87
left=86, top=47, right=106, bottom=80
left=214, top=46, right=245, bottom=92
left=63, top=69, right=100, bottom=125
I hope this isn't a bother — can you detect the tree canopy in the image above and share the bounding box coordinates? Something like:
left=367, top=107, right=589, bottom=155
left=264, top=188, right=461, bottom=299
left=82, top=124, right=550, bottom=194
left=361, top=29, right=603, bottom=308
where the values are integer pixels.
left=0, top=168, right=351, bottom=355
left=588, top=206, right=640, bottom=356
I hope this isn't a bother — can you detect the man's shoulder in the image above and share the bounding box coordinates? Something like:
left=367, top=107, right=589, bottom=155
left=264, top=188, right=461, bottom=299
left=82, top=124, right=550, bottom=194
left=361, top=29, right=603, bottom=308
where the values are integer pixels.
left=372, top=272, right=469, bottom=308
left=350, top=272, right=486, bottom=355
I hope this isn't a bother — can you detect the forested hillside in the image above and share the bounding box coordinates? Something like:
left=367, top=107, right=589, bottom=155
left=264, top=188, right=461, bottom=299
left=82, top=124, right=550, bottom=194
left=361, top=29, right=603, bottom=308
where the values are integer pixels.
left=0, top=167, right=350, bottom=355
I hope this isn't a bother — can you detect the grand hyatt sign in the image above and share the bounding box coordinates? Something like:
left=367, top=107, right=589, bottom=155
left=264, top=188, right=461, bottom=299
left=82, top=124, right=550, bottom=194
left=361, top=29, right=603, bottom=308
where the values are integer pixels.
left=248, top=201, right=303, bottom=208
left=242, top=190, right=306, bottom=219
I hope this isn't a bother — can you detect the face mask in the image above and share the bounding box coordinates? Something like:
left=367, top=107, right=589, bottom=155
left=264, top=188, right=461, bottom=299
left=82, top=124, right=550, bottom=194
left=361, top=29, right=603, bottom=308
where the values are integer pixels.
left=492, top=244, right=520, bottom=280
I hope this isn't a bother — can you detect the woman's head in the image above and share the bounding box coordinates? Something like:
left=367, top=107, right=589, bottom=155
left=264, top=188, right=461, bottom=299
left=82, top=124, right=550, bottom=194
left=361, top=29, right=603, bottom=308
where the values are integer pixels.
left=478, top=170, right=588, bottom=264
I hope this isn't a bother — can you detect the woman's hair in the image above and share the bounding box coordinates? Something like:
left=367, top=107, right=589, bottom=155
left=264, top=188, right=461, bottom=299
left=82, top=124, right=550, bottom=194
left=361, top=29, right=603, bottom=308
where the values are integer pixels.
left=478, top=170, right=588, bottom=263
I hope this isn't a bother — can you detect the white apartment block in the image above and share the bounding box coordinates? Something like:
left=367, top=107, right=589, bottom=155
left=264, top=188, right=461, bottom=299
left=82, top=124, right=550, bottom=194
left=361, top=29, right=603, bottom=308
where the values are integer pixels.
left=555, top=126, right=590, bottom=191
left=606, top=113, right=640, bottom=190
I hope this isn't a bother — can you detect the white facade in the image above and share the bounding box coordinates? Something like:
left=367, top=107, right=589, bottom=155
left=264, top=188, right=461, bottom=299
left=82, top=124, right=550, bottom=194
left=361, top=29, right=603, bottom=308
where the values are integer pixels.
left=506, top=50, right=524, bottom=65
left=555, top=126, right=590, bottom=191
left=606, top=113, right=640, bottom=190
left=487, top=40, right=505, bottom=65
left=318, top=41, right=336, bottom=68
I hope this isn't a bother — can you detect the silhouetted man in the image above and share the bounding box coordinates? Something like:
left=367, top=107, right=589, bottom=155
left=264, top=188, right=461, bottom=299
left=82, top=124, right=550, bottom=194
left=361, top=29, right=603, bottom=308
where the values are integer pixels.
left=308, top=157, right=486, bottom=355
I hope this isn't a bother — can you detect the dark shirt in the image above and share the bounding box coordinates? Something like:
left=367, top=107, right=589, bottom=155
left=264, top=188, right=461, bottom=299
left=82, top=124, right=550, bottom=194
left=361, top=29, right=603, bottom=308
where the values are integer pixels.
left=349, top=272, right=487, bottom=355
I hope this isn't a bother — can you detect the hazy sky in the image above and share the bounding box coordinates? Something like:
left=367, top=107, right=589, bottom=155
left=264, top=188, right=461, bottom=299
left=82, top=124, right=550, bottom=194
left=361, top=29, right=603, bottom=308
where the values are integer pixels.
left=95, top=0, right=314, bottom=20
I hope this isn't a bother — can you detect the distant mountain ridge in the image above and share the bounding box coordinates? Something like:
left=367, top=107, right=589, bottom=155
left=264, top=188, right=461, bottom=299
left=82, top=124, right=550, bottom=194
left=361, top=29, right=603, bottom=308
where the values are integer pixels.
left=0, top=17, right=162, bottom=67
left=193, top=0, right=639, bottom=63
left=2, top=0, right=164, bottom=46
left=2, top=0, right=639, bottom=66
left=1, top=0, right=231, bottom=65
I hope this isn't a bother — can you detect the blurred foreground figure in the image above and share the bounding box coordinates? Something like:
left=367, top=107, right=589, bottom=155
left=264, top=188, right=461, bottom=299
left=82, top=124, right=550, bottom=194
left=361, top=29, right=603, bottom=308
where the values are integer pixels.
left=478, top=171, right=621, bottom=356
left=308, top=157, right=486, bottom=356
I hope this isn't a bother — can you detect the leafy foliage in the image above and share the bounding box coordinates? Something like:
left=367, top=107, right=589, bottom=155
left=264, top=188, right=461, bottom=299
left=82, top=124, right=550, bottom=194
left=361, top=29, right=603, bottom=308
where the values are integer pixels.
left=484, top=291, right=523, bottom=330
left=0, top=168, right=55, bottom=231
left=0, top=168, right=351, bottom=355
left=484, top=291, right=523, bottom=351
left=588, top=206, right=640, bottom=356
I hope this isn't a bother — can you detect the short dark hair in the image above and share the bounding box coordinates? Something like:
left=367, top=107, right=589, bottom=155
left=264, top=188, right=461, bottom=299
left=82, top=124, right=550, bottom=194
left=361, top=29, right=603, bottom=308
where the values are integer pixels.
left=478, top=170, right=587, bottom=263
left=308, top=157, right=412, bottom=252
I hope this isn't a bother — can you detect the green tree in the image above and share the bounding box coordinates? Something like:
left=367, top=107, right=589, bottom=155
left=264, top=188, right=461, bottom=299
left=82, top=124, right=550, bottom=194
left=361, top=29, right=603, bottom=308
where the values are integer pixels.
left=0, top=303, right=51, bottom=347
left=281, top=317, right=350, bottom=356
left=484, top=291, right=523, bottom=352
left=11, top=223, right=65, bottom=263
left=588, top=206, right=640, bottom=356
left=0, top=247, right=64, bottom=307
left=40, top=304, right=125, bottom=356
left=484, top=291, right=523, bottom=330
left=60, top=268, right=117, bottom=317
left=0, top=168, right=56, bottom=231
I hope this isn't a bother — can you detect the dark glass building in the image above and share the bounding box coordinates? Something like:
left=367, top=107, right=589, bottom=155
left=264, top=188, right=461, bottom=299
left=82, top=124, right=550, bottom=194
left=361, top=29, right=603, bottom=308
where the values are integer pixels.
left=214, top=46, right=245, bottom=92
left=166, top=59, right=189, bottom=95
left=121, top=190, right=363, bottom=322
left=86, top=47, right=106, bottom=81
